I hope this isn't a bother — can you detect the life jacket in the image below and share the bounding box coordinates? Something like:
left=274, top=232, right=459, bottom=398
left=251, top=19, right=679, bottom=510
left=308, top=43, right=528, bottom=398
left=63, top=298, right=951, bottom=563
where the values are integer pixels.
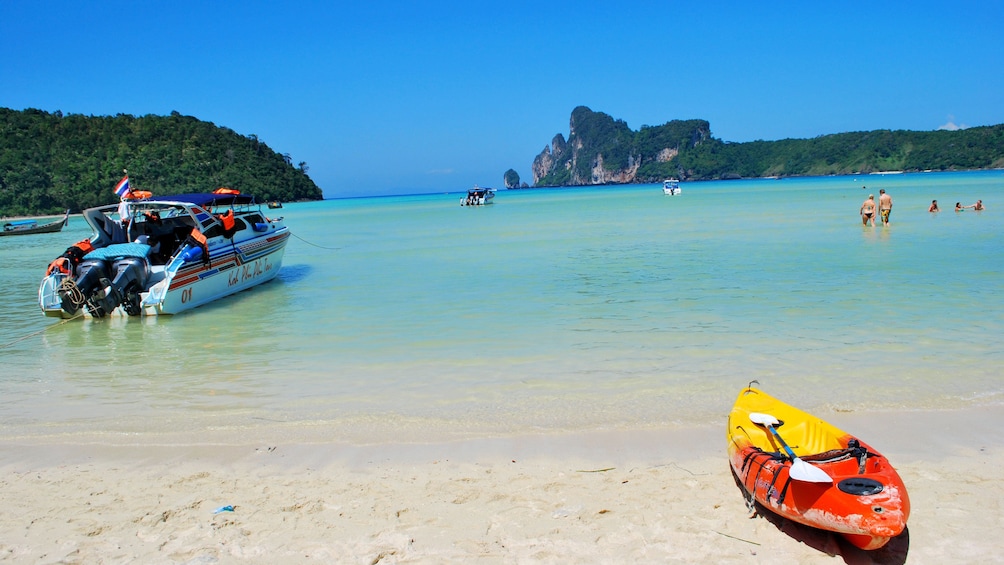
left=216, top=209, right=237, bottom=239
left=46, top=239, right=95, bottom=276
left=184, top=228, right=210, bottom=265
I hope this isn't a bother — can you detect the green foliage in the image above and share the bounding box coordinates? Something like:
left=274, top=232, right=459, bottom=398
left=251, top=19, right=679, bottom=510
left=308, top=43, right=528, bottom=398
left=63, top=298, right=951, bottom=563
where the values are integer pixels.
left=568, top=106, right=634, bottom=177
left=532, top=106, right=1004, bottom=187
left=0, top=108, right=323, bottom=216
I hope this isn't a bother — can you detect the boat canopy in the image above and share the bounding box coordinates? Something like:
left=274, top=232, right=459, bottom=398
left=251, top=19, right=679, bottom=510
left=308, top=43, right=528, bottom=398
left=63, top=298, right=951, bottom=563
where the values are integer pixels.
left=147, top=193, right=258, bottom=208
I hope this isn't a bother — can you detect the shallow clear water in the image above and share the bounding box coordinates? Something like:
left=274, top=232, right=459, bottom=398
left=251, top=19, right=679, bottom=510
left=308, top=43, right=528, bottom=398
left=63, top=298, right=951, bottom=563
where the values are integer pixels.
left=1, top=171, right=1002, bottom=443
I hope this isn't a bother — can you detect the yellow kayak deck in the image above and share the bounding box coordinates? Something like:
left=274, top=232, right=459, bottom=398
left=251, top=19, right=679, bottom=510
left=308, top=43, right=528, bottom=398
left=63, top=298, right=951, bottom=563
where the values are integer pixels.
left=728, top=387, right=848, bottom=456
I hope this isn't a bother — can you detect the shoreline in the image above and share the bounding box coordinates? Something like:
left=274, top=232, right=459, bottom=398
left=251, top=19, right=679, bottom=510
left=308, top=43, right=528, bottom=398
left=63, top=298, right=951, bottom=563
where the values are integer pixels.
left=3, top=403, right=1001, bottom=460
left=2, top=407, right=1002, bottom=563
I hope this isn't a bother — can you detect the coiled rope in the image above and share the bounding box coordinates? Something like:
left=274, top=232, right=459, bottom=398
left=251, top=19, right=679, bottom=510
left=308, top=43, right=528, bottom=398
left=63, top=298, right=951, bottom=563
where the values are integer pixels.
left=58, top=278, right=86, bottom=309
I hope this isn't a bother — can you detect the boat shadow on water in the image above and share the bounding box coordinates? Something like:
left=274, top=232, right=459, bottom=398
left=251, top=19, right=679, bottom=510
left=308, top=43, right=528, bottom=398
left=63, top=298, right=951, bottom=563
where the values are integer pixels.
left=276, top=263, right=311, bottom=284
left=738, top=490, right=910, bottom=564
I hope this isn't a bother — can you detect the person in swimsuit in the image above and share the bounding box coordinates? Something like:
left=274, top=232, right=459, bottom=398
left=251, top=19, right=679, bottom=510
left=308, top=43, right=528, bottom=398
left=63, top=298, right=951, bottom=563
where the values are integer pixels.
left=879, top=189, right=893, bottom=226
left=974, top=199, right=985, bottom=211
left=860, top=194, right=876, bottom=226
left=928, top=200, right=940, bottom=212
left=956, top=202, right=964, bottom=211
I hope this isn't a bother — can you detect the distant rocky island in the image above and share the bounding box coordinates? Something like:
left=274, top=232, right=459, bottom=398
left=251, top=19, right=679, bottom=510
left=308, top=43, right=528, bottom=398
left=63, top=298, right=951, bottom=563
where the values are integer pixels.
left=503, top=106, right=1004, bottom=188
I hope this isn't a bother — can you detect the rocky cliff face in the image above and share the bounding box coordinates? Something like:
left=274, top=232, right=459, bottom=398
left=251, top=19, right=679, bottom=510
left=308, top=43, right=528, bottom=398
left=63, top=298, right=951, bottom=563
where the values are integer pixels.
left=531, top=134, right=567, bottom=185
left=530, top=106, right=711, bottom=187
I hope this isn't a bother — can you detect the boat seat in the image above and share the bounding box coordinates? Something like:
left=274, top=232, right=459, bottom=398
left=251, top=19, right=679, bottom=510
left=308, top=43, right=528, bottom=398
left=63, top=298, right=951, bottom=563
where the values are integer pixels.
left=83, top=242, right=152, bottom=261
left=783, top=420, right=840, bottom=456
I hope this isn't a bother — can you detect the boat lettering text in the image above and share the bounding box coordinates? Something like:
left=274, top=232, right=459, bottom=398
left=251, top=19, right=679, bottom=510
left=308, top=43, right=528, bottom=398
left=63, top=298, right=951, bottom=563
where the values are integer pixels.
left=228, top=257, right=273, bottom=287
left=181, top=287, right=192, bottom=304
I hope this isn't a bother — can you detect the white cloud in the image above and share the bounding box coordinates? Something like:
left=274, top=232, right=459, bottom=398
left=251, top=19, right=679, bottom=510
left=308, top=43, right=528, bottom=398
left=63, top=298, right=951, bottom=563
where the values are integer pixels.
left=938, top=115, right=968, bottom=131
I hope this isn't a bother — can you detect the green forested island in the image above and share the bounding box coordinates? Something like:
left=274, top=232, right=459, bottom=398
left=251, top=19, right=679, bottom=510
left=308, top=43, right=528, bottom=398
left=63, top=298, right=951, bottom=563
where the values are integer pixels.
left=521, top=106, right=1004, bottom=188
left=0, top=108, right=323, bottom=216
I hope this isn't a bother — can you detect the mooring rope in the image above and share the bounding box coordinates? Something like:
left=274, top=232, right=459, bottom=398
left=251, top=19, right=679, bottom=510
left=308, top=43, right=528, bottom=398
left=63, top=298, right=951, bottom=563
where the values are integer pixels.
left=289, top=231, right=341, bottom=251
left=0, top=311, right=84, bottom=349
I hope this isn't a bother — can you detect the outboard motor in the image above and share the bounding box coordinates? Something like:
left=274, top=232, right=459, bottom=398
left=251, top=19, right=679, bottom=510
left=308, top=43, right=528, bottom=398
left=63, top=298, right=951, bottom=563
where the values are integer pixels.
left=59, top=242, right=154, bottom=317
left=58, top=258, right=110, bottom=315
left=90, top=256, right=151, bottom=317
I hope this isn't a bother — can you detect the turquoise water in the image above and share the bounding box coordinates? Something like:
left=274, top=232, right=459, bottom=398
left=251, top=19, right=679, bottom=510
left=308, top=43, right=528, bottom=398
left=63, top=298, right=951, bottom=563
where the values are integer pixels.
left=1, top=171, right=1002, bottom=444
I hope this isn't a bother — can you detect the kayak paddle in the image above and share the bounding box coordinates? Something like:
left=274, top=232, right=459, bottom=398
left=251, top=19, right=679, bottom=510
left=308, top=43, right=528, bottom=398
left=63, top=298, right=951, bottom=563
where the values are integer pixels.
left=749, top=412, right=832, bottom=483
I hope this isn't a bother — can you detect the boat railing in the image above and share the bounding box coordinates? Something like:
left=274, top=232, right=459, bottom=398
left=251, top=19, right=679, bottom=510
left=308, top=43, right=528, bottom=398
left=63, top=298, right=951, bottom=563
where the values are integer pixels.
left=142, top=243, right=196, bottom=307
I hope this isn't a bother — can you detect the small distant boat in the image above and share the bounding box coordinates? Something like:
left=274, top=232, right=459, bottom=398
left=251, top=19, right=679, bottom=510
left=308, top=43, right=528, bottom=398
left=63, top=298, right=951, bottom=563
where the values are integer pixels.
left=267, top=201, right=283, bottom=209
left=0, top=210, right=69, bottom=237
left=461, top=185, right=495, bottom=206
left=662, top=179, right=681, bottom=196
left=727, top=386, right=910, bottom=550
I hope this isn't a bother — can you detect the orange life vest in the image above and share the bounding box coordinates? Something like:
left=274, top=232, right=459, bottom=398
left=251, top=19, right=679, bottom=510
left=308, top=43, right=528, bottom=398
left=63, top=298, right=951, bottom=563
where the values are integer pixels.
left=216, top=209, right=238, bottom=239
left=213, top=187, right=240, bottom=195
left=46, top=239, right=95, bottom=276
left=185, top=228, right=210, bottom=265
left=217, top=209, right=235, bottom=231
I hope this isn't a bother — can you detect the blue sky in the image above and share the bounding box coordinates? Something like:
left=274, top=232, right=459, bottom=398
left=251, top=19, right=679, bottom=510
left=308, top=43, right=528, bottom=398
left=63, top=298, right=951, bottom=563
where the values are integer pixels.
left=3, top=1, right=1002, bottom=198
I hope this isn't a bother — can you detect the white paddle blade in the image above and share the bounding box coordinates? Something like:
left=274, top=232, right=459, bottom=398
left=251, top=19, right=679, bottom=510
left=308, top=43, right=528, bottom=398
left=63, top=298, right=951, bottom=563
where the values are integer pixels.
left=749, top=412, right=780, bottom=427
left=790, top=458, right=833, bottom=483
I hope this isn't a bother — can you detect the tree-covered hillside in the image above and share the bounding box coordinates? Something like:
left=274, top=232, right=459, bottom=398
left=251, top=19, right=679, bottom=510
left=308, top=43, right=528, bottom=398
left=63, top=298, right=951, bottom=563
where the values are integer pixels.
left=531, top=106, right=1004, bottom=187
left=678, top=126, right=1004, bottom=180
left=1, top=108, right=323, bottom=216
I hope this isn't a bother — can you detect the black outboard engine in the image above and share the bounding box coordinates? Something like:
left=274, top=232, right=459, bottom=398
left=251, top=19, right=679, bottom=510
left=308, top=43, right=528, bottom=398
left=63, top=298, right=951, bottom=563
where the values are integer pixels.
left=90, top=256, right=151, bottom=316
left=58, top=258, right=110, bottom=315
left=112, top=256, right=151, bottom=315
left=59, top=242, right=154, bottom=317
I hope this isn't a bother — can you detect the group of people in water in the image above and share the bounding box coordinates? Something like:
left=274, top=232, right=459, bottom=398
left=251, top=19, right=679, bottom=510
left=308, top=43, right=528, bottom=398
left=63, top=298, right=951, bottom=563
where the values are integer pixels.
left=859, top=189, right=894, bottom=227
left=860, top=186, right=985, bottom=226
left=935, top=199, right=985, bottom=212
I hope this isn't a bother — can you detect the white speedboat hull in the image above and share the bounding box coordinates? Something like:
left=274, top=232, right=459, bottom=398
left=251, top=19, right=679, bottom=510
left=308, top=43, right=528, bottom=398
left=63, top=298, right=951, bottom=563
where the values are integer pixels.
left=144, top=231, right=288, bottom=315
left=39, top=191, right=289, bottom=318
left=662, top=178, right=682, bottom=195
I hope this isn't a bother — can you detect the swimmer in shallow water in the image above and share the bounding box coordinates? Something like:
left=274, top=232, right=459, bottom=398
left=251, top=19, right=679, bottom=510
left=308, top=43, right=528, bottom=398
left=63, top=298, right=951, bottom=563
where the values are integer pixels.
left=860, top=194, right=876, bottom=226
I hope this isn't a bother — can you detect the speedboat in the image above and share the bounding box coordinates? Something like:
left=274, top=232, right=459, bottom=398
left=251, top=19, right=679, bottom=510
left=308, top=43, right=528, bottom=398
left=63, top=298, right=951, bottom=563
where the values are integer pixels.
left=1, top=210, right=69, bottom=236
left=39, top=189, right=289, bottom=318
left=460, top=185, right=495, bottom=206
left=662, top=179, right=681, bottom=195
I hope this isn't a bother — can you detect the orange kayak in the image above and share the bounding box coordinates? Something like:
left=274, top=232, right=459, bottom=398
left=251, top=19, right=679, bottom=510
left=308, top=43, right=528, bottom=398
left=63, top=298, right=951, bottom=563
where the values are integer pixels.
left=727, top=387, right=910, bottom=550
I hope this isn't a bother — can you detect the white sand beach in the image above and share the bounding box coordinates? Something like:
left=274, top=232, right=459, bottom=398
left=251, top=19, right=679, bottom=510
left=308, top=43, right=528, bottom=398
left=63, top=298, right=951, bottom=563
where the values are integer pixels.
left=1, top=408, right=1002, bottom=564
